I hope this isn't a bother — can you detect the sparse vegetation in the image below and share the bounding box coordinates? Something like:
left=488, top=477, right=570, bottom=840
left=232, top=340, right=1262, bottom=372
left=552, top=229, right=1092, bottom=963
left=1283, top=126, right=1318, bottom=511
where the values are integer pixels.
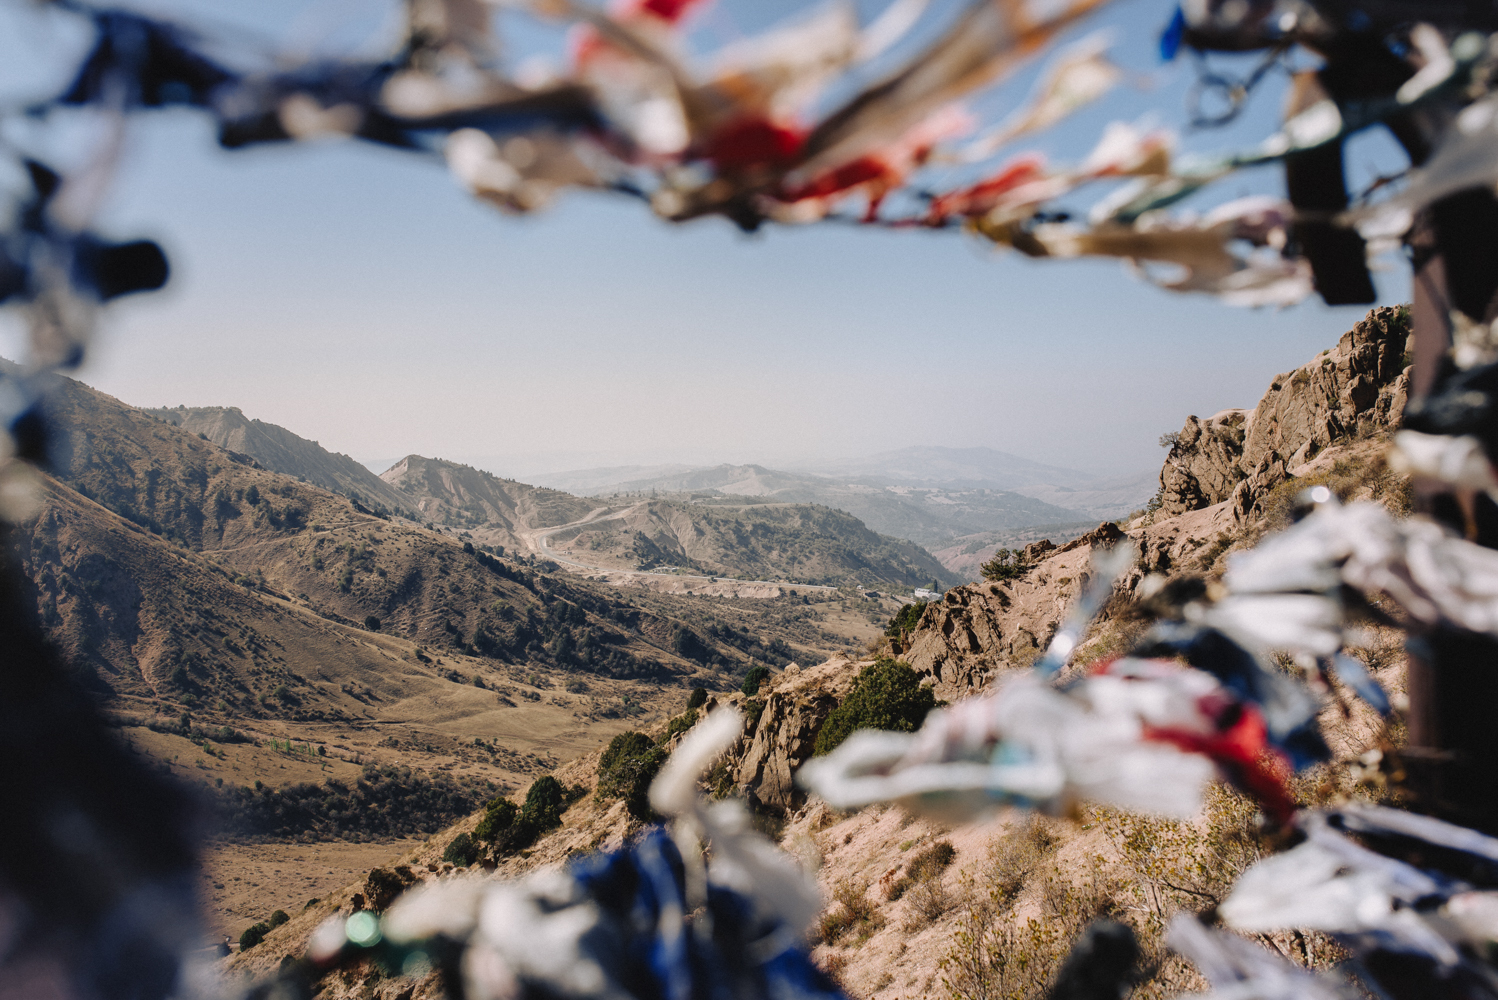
left=887, top=839, right=957, bottom=916
left=211, top=764, right=491, bottom=841
left=817, top=880, right=885, bottom=945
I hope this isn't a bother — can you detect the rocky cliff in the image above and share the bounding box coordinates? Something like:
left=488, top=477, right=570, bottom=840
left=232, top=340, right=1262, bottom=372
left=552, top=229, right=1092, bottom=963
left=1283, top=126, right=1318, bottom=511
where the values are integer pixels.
left=895, top=307, right=1411, bottom=698
left=1159, top=304, right=1410, bottom=515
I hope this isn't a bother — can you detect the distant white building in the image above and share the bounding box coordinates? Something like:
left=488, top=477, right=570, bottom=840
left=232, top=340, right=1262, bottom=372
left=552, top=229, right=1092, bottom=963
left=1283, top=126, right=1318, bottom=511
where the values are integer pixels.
left=913, top=588, right=939, bottom=601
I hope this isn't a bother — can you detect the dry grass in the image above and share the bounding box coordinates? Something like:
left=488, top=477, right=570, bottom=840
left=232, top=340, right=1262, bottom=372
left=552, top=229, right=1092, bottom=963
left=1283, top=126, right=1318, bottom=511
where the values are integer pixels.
left=817, top=879, right=886, bottom=945
left=1259, top=448, right=1411, bottom=532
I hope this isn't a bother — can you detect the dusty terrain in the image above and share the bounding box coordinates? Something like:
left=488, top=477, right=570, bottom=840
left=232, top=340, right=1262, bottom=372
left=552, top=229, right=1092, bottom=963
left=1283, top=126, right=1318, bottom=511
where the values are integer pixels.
left=197, top=838, right=428, bottom=944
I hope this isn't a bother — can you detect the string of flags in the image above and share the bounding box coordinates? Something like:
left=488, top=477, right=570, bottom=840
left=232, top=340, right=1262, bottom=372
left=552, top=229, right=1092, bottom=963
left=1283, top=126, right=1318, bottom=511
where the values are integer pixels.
left=4, top=0, right=1498, bottom=480
left=8, top=0, right=1498, bottom=380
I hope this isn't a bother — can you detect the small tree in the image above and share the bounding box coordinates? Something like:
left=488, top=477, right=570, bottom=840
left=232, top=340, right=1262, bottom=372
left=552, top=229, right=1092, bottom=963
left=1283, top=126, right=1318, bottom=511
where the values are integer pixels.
left=980, top=549, right=1029, bottom=582
left=364, top=615, right=381, bottom=631
left=742, top=664, right=771, bottom=696
left=238, top=921, right=270, bottom=951
left=364, top=867, right=415, bottom=913
left=885, top=601, right=928, bottom=637
left=515, top=774, right=571, bottom=844
left=442, top=832, right=480, bottom=867
left=686, top=687, right=707, bottom=709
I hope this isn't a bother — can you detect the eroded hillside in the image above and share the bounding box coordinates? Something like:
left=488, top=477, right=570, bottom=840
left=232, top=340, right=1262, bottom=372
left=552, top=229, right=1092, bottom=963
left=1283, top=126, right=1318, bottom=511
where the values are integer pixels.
left=381, top=454, right=596, bottom=548
left=546, top=499, right=958, bottom=589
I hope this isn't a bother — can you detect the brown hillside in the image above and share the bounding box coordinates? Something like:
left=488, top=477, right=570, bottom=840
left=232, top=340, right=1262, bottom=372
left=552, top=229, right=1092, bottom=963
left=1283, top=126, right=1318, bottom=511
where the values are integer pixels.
left=15, top=375, right=912, bottom=941
left=145, top=404, right=417, bottom=518
left=381, top=454, right=594, bottom=546
left=548, top=499, right=957, bottom=589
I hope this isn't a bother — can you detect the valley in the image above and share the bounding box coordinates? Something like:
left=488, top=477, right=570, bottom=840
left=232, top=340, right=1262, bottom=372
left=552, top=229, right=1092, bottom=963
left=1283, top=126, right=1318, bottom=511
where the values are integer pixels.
left=210, top=306, right=1418, bottom=1000
left=528, top=458, right=1135, bottom=557
left=15, top=305, right=1398, bottom=975
left=12, top=374, right=925, bottom=939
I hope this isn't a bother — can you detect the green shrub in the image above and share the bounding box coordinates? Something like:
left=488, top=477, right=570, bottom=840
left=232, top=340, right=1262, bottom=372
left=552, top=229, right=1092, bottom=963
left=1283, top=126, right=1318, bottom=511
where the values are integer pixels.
left=443, top=832, right=481, bottom=867
left=267, top=909, right=290, bottom=929
left=741, top=664, right=771, bottom=696
left=364, top=866, right=416, bottom=913
left=239, top=922, right=270, bottom=950
left=686, top=687, right=708, bottom=710
left=814, top=657, right=936, bottom=756
left=597, top=731, right=667, bottom=820
left=364, top=615, right=381, bottom=631
left=474, top=796, right=519, bottom=843
left=664, top=708, right=699, bottom=742
left=510, top=774, right=577, bottom=848
left=884, top=601, right=927, bottom=637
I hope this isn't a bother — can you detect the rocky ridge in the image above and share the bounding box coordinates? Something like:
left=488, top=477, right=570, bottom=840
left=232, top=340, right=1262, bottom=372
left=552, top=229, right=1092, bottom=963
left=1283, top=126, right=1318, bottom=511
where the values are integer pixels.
left=1159, top=304, right=1409, bottom=516
left=146, top=405, right=417, bottom=518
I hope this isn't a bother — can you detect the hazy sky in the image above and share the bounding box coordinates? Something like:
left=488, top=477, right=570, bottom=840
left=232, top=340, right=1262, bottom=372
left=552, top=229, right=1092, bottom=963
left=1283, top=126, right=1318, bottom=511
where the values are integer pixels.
left=0, top=0, right=1411, bottom=480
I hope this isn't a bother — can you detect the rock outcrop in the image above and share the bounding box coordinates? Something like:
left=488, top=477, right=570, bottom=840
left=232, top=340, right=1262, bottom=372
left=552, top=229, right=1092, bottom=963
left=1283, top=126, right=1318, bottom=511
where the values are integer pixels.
left=1159, top=408, right=1252, bottom=512
left=1160, top=305, right=1410, bottom=515
left=730, top=661, right=849, bottom=813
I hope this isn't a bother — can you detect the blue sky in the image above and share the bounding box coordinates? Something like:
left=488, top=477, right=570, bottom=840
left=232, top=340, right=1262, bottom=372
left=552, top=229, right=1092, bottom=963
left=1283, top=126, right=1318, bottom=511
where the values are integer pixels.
left=0, top=0, right=1412, bottom=479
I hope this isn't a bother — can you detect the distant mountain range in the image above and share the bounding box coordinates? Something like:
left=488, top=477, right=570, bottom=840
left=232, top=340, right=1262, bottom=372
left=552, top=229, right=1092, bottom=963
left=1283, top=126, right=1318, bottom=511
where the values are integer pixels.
left=133, top=406, right=957, bottom=587
left=803, top=445, right=1096, bottom=489
left=798, top=446, right=1157, bottom=519
left=162, top=412, right=1149, bottom=580
left=526, top=447, right=1157, bottom=551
